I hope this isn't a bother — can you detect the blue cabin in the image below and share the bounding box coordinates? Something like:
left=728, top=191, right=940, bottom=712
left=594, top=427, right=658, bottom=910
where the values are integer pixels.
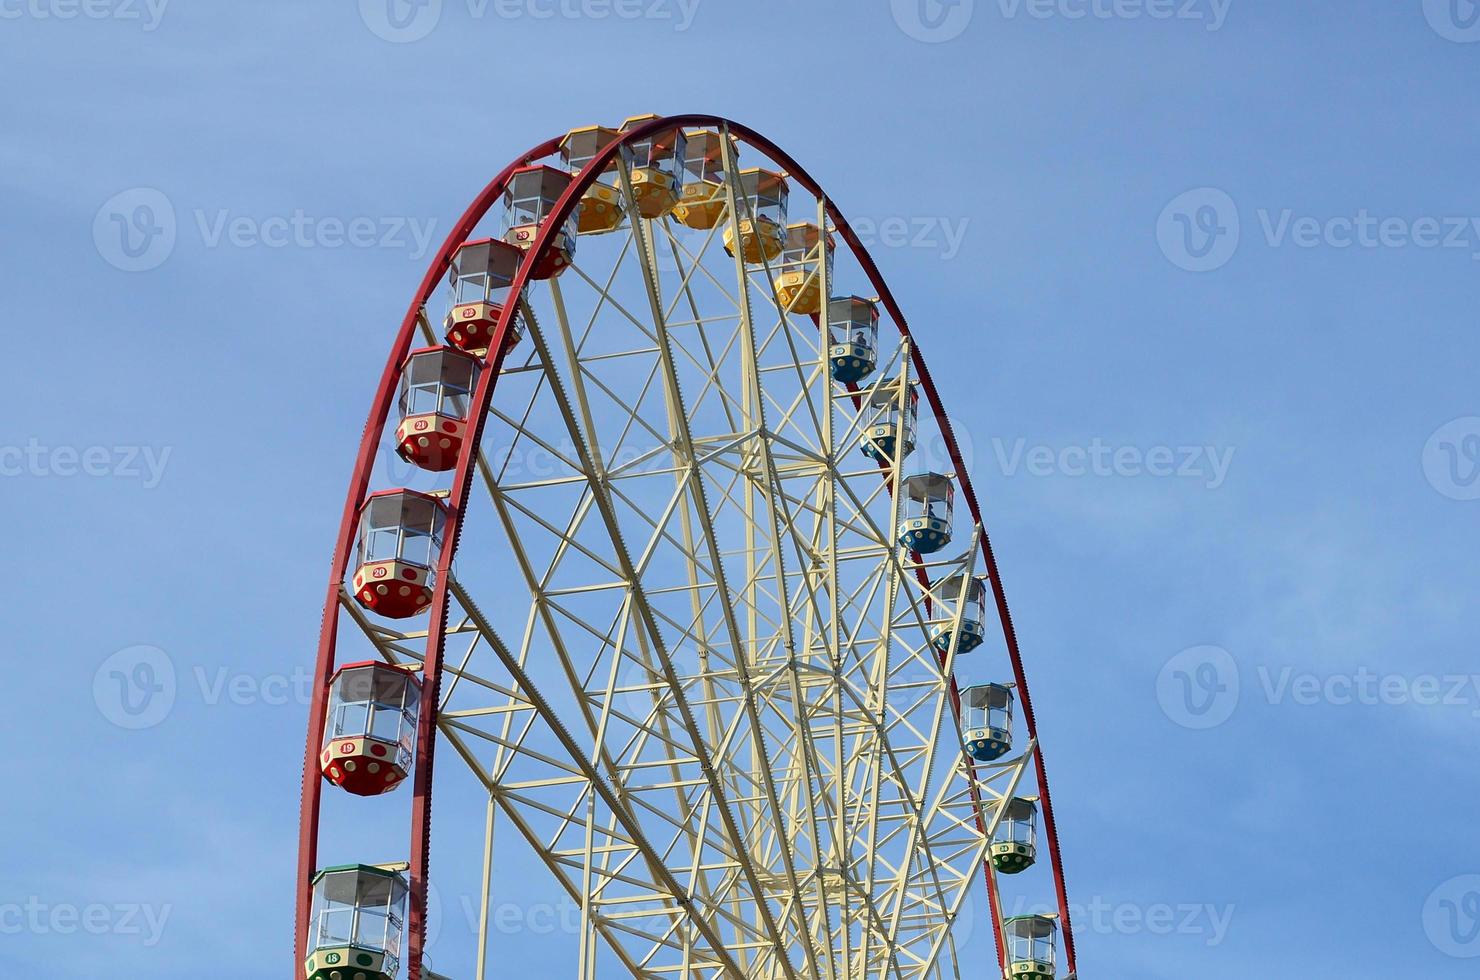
left=960, top=682, right=1013, bottom=762
left=828, top=296, right=879, bottom=384
left=932, top=573, right=987, bottom=654
left=897, top=472, right=954, bottom=553
left=861, top=378, right=918, bottom=462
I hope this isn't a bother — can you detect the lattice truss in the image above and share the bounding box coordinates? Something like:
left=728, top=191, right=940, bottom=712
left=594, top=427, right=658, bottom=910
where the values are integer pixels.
left=339, top=146, right=1040, bottom=980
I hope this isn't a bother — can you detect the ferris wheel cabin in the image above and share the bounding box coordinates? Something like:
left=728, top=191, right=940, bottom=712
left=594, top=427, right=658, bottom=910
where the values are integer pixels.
left=1004, top=914, right=1058, bottom=980
left=960, top=682, right=1014, bottom=762
left=319, top=661, right=421, bottom=796
left=672, top=128, right=738, bottom=230
left=394, top=346, right=481, bottom=472
left=861, top=377, right=919, bottom=462
left=559, top=124, right=624, bottom=234
left=443, top=237, right=524, bottom=355
left=723, top=167, right=788, bottom=264
left=619, top=114, right=687, bottom=219
left=933, top=573, right=987, bottom=654
left=304, top=864, right=408, bottom=980
left=775, top=222, right=835, bottom=315
left=991, top=796, right=1040, bottom=875
left=501, top=164, right=577, bottom=280
left=350, top=489, right=448, bottom=619
left=897, top=472, right=955, bottom=554
left=828, top=295, right=880, bottom=384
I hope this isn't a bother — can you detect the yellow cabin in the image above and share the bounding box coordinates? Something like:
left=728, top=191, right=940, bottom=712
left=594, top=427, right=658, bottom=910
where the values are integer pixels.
left=558, top=125, right=624, bottom=235
left=672, top=128, right=738, bottom=230
left=723, top=168, right=788, bottom=264
left=775, top=222, right=834, bottom=315
left=619, top=114, right=687, bottom=219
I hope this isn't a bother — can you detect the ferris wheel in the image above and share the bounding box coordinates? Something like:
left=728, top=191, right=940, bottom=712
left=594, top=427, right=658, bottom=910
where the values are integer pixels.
left=294, top=114, right=1080, bottom=980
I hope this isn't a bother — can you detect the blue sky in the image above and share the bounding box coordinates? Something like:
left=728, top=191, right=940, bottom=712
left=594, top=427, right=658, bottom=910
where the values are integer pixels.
left=3, top=0, right=1479, bottom=977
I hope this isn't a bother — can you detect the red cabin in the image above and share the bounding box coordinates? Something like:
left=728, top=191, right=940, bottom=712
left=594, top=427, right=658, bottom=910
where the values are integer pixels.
left=444, top=238, right=524, bottom=354
left=320, top=661, right=421, bottom=796
left=394, top=347, right=481, bottom=472
left=501, top=165, right=577, bottom=280
left=350, top=489, right=448, bottom=619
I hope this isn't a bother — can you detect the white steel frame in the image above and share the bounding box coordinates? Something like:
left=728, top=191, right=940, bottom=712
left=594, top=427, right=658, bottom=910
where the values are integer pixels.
left=339, top=125, right=1043, bottom=980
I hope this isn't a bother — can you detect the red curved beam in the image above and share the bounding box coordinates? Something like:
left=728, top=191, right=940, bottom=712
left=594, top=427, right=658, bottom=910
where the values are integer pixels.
left=295, top=115, right=1077, bottom=980
left=293, top=133, right=562, bottom=974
